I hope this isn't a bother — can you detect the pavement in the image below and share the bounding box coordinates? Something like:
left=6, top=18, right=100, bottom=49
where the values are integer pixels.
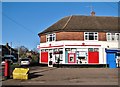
left=1, top=66, right=119, bottom=86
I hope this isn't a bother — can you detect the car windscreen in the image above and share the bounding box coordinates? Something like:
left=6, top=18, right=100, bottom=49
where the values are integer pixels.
left=21, top=59, right=29, bottom=61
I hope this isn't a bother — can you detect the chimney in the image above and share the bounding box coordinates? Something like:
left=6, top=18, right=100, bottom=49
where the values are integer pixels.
left=91, top=11, right=95, bottom=16
left=6, top=43, right=9, bottom=46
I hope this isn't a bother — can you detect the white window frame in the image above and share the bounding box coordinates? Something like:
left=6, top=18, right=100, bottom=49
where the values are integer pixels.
left=115, top=33, right=120, bottom=41
left=106, top=33, right=120, bottom=41
left=46, top=33, right=56, bottom=42
left=84, top=32, right=98, bottom=41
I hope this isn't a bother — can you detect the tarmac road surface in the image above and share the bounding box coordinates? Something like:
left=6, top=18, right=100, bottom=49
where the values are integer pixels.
left=2, top=66, right=119, bottom=86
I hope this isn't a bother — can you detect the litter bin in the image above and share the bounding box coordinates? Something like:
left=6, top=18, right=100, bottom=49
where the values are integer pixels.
left=13, top=68, right=29, bottom=80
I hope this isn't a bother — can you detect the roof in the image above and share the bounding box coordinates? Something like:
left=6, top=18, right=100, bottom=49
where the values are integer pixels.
left=38, top=15, right=119, bottom=35
left=0, top=44, right=18, bottom=52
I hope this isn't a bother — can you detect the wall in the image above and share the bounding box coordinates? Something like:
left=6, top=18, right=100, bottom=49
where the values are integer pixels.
left=40, top=35, right=46, bottom=43
left=39, top=40, right=118, bottom=64
left=56, top=32, right=84, bottom=41
left=40, top=40, right=119, bottom=49
left=98, top=32, right=106, bottom=41
left=40, top=32, right=107, bottom=43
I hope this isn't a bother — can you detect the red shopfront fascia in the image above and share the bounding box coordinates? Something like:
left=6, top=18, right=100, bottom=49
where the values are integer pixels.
left=41, top=52, right=48, bottom=63
left=68, top=53, right=76, bottom=63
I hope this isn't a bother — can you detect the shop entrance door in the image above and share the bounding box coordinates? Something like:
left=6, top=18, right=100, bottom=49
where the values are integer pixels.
left=107, top=53, right=116, bottom=68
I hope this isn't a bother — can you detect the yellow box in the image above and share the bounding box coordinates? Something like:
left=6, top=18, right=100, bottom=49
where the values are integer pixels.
left=13, top=68, right=29, bottom=80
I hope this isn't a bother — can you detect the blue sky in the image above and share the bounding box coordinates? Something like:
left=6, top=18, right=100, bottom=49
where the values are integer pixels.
left=2, top=2, right=118, bottom=50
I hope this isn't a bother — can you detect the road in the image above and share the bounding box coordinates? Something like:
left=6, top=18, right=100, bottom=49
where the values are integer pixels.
left=1, top=66, right=119, bottom=86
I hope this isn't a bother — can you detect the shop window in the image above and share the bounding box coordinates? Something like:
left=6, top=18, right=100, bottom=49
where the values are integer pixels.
left=46, top=33, right=56, bottom=42
left=65, top=48, right=71, bottom=51
left=55, top=54, right=59, bottom=62
left=94, top=48, right=99, bottom=52
left=49, top=53, right=52, bottom=58
left=59, top=51, right=63, bottom=54
left=45, top=49, right=49, bottom=52
left=107, top=33, right=120, bottom=41
left=88, top=48, right=94, bottom=52
left=53, top=49, right=58, bottom=52
left=41, top=49, right=45, bottom=52
left=55, top=53, right=63, bottom=63
left=41, top=49, right=50, bottom=52
left=65, top=48, right=76, bottom=52
left=54, top=48, right=63, bottom=54
left=54, top=49, right=63, bottom=63
left=71, top=48, right=76, bottom=52
left=88, top=48, right=99, bottom=52
left=84, top=32, right=98, bottom=41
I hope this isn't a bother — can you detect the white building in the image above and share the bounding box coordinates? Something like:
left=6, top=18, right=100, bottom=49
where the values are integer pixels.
left=38, top=14, right=119, bottom=67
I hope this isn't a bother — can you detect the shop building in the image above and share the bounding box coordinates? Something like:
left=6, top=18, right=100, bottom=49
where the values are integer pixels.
left=38, top=13, right=119, bottom=67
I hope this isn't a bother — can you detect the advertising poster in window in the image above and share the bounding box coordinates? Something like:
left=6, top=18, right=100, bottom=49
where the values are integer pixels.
left=68, top=53, right=76, bottom=63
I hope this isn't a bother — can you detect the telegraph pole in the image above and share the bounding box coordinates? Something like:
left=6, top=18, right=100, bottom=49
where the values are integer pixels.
left=18, top=47, right=19, bottom=59
left=17, top=42, right=20, bottom=63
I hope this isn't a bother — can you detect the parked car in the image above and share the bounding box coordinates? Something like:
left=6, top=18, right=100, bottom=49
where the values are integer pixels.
left=20, top=58, right=30, bottom=66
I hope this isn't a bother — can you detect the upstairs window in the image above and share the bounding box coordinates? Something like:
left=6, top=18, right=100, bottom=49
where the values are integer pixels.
left=107, top=33, right=120, bottom=41
left=116, top=33, right=120, bottom=41
left=46, top=33, right=56, bottom=42
left=84, top=32, right=98, bottom=41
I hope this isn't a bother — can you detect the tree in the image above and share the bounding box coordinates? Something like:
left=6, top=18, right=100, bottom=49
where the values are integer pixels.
left=31, top=48, right=39, bottom=63
left=15, top=46, right=39, bottom=63
left=15, top=46, right=29, bottom=58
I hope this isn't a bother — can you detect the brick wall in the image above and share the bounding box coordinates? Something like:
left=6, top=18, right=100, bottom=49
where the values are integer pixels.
left=56, top=32, right=84, bottom=41
left=98, top=32, right=106, bottom=41
left=40, top=35, right=46, bottom=43
left=40, top=32, right=107, bottom=43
